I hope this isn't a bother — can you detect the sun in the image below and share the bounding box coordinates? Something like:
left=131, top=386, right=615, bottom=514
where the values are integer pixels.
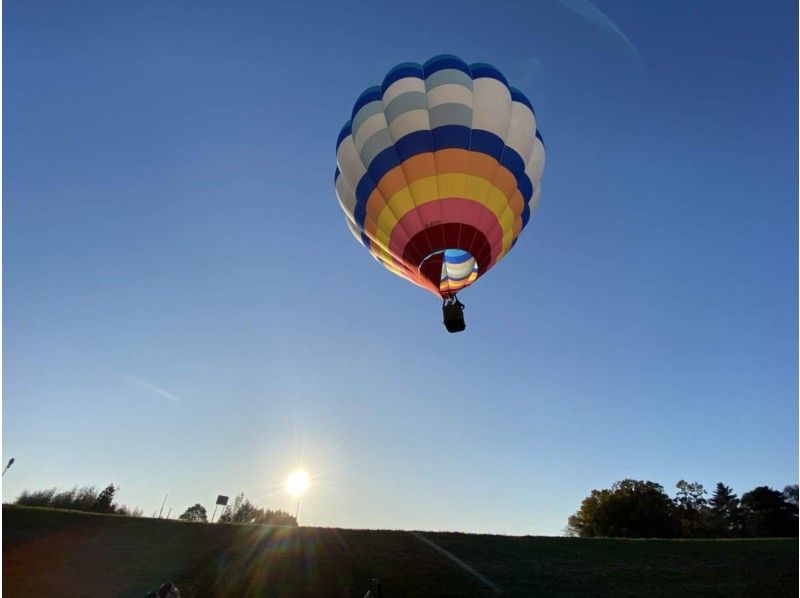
left=286, top=469, right=310, bottom=497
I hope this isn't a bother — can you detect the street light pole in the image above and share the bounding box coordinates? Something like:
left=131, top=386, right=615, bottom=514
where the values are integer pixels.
left=2, top=458, right=15, bottom=477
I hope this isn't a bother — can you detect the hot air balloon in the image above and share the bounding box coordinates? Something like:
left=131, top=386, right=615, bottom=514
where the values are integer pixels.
left=335, top=55, right=545, bottom=332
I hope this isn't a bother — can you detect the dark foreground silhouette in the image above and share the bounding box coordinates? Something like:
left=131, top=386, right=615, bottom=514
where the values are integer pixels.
left=3, top=505, right=797, bottom=597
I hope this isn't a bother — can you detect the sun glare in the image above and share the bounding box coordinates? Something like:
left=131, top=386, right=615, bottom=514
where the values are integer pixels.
left=286, top=469, right=310, bottom=497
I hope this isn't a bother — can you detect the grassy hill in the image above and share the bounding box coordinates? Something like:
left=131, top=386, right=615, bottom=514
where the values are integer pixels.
left=3, top=504, right=797, bottom=597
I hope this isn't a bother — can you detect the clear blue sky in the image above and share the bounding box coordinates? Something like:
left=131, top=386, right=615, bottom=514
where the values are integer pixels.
left=4, top=0, right=797, bottom=535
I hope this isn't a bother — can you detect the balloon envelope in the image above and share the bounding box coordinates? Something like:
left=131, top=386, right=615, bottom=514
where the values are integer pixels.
left=335, top=55, right=545, bottom=298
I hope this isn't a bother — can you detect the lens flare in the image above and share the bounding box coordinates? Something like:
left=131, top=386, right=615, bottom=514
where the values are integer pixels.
left=286, top=470, right=310, bottom=497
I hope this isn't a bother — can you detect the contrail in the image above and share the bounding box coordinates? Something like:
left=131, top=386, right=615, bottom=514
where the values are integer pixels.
left=515, top=57, right=544, bottom=89
left=119, top=371, right=179, bottom=402
left=559, top=0, right=640, bottom=59
left=52, top=346, right=181, bottom=403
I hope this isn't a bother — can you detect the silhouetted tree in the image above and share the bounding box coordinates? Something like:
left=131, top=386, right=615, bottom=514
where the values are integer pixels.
left=228, top=496, right=261, bottom=524
left=740, top=486, right=798, bottom=537
left=674, top=480, right=707, bottom=509
left=15, top=488, right=58, bottom=507
left=94, top=484, right=117, bottom=513
left=218, top=492, right=246, bottom=524
left=218, top=492, right=297, bottom=526
left=567, top=480, right=798, bottom=539
left=17, top=483, right=137, bottom=515
left=178, top=503, right=208, bottom=523
left=567, top=479, right=677, bottom=538
left=16, top=485, right=103, bottom=512
left=782, top=485, right=798, bottom=515
left=254, top=509, right=297, bottom=526
left=51, top=486, right=98, bottom=511
left=708, top=483, right=740, bottom=537
left=673, top=480, right=711, bottom=537
left=74, top=486, right=102, bottom=511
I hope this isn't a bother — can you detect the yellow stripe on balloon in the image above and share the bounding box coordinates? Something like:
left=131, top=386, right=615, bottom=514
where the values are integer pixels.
left=363, top=217, right=396, bottom=254
left=406, top=176, right=439, bottom=205
left=440, top=271, right=478, bottom=293
left=377, top=174, right=516, bottom=240
left=435, top=170, right=467, bottom=197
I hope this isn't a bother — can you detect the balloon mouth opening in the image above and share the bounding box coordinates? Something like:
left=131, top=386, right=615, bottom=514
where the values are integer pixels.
left=419, top=248, right=479, bottom=296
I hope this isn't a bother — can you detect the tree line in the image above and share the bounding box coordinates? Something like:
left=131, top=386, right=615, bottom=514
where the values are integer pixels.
left=13, top=485, right=296, bottom=527
left=567, top=479, right=798, bottom=538
left=179, top=492, right=296, bottom=526
left=14, top=484, right=143, bottom=517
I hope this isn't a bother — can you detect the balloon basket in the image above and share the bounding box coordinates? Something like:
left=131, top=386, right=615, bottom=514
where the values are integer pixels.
left=442, top=302, right=466, bottom=333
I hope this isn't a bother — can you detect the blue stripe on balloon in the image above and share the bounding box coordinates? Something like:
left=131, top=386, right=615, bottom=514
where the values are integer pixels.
left=336, top=121, right=352, bottom=151
left=354, top=176, right=374, bottom=227
left=470, top=129, right=505, bottom=160
left=500, top=151, right=525, bottom=182
left=382, top=63, right=424, bottom=94
left=500, top=152, right=532, bottom=203
left=535, top=129, right=545, bottom=148
left=423, top=54, right=472, bottom=78
left=393, top=129, right=433, bottom=162
left=444, top=250, right=473, bottom=265
left=444, top=248, right=467, bottom=258
left=495, top=144, right=533, bottom=203
left=510, top=87, right=534, bottom=113
left=521, top=204, right=531, bottom=228
left=366, top=145, right=400, bottom=186
left=518, top=175, right=533, bottom=203
left=469, top=63, right=508, bottom=86
left=431, top=124, right=471, bottom=151
left=351, top=86, right=382, bottom=121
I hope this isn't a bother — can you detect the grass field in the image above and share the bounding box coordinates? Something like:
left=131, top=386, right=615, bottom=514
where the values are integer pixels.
left=3, top=505, right=797, bottom=597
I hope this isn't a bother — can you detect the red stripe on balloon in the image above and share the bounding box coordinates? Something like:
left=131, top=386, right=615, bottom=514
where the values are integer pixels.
left=389, top=198, right=504, bottom=269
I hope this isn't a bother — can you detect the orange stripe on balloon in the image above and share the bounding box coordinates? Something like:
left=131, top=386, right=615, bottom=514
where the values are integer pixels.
left=509, top=190, right=524, bottom=216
